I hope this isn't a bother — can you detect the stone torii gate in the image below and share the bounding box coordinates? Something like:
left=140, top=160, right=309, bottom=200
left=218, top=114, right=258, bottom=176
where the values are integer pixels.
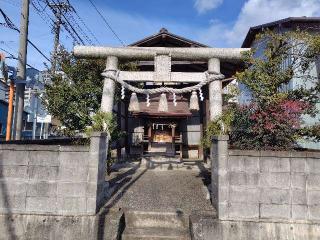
left=73, top=46, right=250, bottom=121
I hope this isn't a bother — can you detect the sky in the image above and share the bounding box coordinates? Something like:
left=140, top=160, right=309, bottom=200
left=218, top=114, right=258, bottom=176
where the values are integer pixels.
left=1, top=0, right=320, bottom=70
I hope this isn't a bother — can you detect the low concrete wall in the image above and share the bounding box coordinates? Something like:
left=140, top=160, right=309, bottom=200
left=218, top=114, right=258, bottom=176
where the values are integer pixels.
left=0, top=132, right=109, bottom=216
left=190, top=213, right=320, bottom=240
left=211, top=136, right=320, bottom=222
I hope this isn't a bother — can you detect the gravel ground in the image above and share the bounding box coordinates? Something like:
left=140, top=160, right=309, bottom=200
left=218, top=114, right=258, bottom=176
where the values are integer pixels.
left=104, top=167, right=214, bottom=214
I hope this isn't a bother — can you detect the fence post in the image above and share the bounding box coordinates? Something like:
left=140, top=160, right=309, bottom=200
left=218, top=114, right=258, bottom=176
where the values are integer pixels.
left=211, top=135, right=229, bottom=220
left=88, top=132, right=109, bottom=214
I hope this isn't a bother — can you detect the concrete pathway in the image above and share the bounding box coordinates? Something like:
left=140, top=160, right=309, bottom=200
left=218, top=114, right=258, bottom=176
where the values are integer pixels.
left=103, top=164, right=214, bottom=214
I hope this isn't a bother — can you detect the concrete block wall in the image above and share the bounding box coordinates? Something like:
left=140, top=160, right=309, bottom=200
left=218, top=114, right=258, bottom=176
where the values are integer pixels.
left=0, top=132, right=109, bottom=215
left=211, top=136, right=320, bottom=222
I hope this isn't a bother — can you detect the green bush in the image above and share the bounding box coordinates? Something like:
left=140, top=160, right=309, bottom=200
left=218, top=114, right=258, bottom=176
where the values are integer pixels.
left=201, top=107, right=234, bottom=149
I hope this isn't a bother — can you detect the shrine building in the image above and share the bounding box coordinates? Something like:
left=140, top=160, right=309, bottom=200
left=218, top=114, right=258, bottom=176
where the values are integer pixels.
left=74, top=28, right=246, bottom=160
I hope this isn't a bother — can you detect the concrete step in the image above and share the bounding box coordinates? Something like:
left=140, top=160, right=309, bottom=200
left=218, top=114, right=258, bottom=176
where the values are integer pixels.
left=141, top=157, right=207, bottom=171
left=141, top=157, right=184, bottom=170
left=125, top=210, right=189, bottom=229
left=102, top=209, right=125, bottom=240
left=122, top=227, right=190, bottom=240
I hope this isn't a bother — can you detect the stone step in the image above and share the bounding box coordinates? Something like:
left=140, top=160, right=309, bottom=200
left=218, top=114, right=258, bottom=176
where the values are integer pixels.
left=141, top=157, right=184, bottom=170
left=141, top=157, right=205, bottom=171
left=102, top=209, right=125, bottom=240
left=125, top=210, right=189, bottom=229
left=122, top=227, right=190, bottom=240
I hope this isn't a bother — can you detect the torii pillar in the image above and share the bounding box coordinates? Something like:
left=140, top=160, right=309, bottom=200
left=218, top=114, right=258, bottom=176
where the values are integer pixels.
left=208, top=58, right=222, bottom=120
left=101, top=56, right=118, bottom=113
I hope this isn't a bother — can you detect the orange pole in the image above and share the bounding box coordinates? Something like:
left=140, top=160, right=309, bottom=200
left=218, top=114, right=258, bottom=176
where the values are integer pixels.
left=6, top=81, right=14, bottom=141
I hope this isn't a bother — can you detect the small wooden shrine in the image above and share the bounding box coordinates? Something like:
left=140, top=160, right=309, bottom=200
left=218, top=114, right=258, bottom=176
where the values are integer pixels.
left=74, top=28, right=248, bottom=159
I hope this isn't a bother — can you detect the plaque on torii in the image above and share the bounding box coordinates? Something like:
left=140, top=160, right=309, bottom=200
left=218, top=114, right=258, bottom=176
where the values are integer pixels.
left=73, top=46, right=250, bottom=120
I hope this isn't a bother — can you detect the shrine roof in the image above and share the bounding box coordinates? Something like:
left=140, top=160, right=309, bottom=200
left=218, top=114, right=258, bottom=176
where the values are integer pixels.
left=129, top=28, right=208, bottom=48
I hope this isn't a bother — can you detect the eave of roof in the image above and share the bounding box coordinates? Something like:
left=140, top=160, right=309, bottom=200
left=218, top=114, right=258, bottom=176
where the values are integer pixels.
left=129, top=28, right=209, bottom=47
left=242, top=17, right=320, bottom=48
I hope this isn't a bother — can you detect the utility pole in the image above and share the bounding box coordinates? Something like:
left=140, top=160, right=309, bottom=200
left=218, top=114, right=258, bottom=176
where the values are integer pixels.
left=48, top=0, right=71, bottom=74
left=13, top=0, right=30, bottom=140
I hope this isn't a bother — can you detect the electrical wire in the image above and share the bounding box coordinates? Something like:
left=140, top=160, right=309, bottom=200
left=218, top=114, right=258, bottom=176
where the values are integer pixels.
left=0, top=47, right=39, bottom=70
left=0, top=8, right=51, bottom=62
left=87, top=0, right=125, bottom=46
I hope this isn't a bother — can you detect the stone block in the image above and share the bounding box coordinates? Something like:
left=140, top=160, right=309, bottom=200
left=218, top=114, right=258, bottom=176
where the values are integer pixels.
left=28, top=166, right=59, bottom=181
left=307, top=174, right=320, bottom=190
left=59, top=145, right=89, bottom=152
left=28, top=151, right=59, bottom=166
left=1, top=181, right=26, bottom=197
left=260, top=173, right=290, bottom=189
left=291, top=173, right=306, bottom=189
left=260, top=188, right=290, bottom=204
left=26, top=196, right=57, bottom=213
left=292, top=205, right=308, bottom=220
left=228, top=156, right=259, bottom=173
left=217, top=186, right=229, bottom=203
left=259, top=223, right=277, bottom=240
left=27, top=182, right=57, bottom=197
left=216, top=170, right=228, bottom=187
left=58, top=166, right=88, bottom=182
left=87, top=167, right=98, bottom=183
left=57, top=197, right=86, bottom=215
left=291, top=151, right=307, bottom=158
left=292, top=190, right=307, bottom=205
left=216, top=155, right=228, bottom=171
left=86, top=182, right=98, bottom=198
left=260, top=204, right=290, bottom=219
left=229, top=186, right=259, bottom=204
left=229, top=172, right=259, bottom=187
left=228, top=203, right=259, bottom=219
left=228, top=155, right=242, bottom=172
left=260, top=151, right=289, bottom=157
left=0, top=166, right=28, bottom=180
left=291, top=222, right=320, bottom=239
left=218, top=203, right=228, bottom=220
left=306, top=152, right=320, bottom=159
left=291, top=158, right=306, bottom=172
left=0, top=195, right=26, bottom=213
left=260, top=157, right=290, bottom=172
left=307, top=190, right=320, bottom=205
left=60, top=151, right=89, bottom=167
left=308, top=205, right=320, bottom=221
left=57, top=182, right=87, bottom=197
left=243, top=156, right=259, bottom=173
left=221, top=221, right=242, bottom=239
left=86, top=197, right=97, bottom=214
left=306, top=158, right=320, bottom=173
left=0, top=150, right=29, bottom=165
left=229, top=150, right=259, bottom=157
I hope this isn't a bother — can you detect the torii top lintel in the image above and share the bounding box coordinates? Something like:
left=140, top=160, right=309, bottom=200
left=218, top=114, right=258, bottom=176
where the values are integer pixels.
left=73, top=46, right=250, bottom=61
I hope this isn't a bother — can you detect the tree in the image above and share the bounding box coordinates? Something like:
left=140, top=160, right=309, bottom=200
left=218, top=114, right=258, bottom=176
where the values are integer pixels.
left=230, top=30, right=320, bottom=150
left=44, top=49, right=105, bottom=133
left=44, top=49, right=138, bottom=137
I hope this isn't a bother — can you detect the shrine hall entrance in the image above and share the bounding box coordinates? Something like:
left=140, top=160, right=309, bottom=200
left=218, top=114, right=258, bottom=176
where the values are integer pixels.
left=142, top=119, right=183, bottom=158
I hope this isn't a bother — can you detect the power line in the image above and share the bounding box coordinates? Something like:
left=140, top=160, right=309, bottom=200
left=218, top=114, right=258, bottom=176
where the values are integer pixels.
left=46, top=0, right=85, bottom=45
left=64, top=10, right=92, bottom=44
left=0, top=0, right=20, bottom=7
left=0, top=8, right=51, bottom=62
left=87, top=0, right=125, bottom=46
left=70, top=4, right=100, bottom=45
left=0, top=47, right=39, bottom=70
left=31, top=0, right=54, bottom=28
